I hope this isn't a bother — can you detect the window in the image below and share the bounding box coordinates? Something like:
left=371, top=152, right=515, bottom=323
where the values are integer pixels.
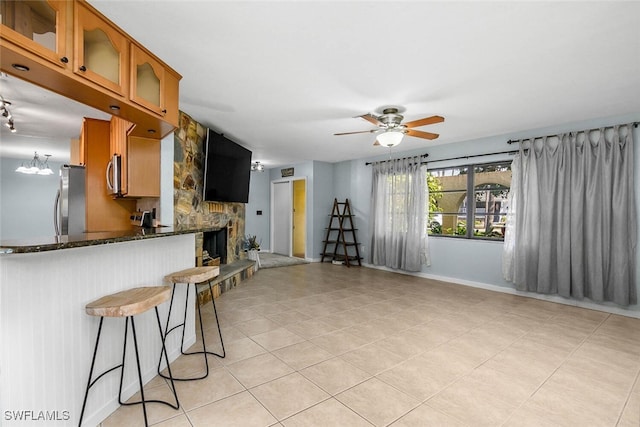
left=428, top=161, right=511, bottom=240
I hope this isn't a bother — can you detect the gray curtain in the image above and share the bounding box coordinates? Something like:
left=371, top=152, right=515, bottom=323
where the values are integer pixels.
left=503, top=124, right=637, bottom=305
left=368, top=156, right=429, bottom=272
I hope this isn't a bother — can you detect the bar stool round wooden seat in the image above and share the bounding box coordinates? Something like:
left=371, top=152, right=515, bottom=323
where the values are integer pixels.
left=158, top=266, right=225, bottom=382
left=79, top=286, right=179, bottom=427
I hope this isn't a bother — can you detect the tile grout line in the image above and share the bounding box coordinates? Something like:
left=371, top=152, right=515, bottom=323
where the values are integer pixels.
left=614, top=362, right=640, bottom=426
left=496, top=311, right=613, bottom=426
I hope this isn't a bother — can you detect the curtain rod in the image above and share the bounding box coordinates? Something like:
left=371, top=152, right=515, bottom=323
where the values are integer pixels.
left=507, top=121, right=639, bottom=145
left=425, top=149, right=518, bottom=164
left=365, top=153, right=428, bottom=166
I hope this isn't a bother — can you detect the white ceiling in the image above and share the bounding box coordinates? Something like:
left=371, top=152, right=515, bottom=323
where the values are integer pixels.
left=2, top=1, right=639, bottom=167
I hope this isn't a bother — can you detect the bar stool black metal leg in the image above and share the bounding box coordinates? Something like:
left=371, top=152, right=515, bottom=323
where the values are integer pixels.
left=130, top=317, right=149, bottom=426
left=179, top=284, right=191, bottom=354
left=154, top=307, right=179, bottom=408
left=192, top=289, right=211, bottom=373
left=157, top=284, right=178, bottom=376
left=205, top=280, right=226, bottom=358
left=78, top=317, right=104, bottom=427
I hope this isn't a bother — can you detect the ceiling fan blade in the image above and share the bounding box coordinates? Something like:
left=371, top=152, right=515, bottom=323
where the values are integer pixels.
left=406, top=129, right=440, bottom=140
left=358, top=113, right=382, bottom=126
left=404, top=115, right=445, bottom=128
left=334, top=129, right=377, bottom=136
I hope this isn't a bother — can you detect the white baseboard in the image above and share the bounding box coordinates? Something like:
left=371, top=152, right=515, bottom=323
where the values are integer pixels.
left=361, top=263, right=640, bottom=319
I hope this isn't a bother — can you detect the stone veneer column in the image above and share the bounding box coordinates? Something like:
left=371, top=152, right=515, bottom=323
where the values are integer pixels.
left=173, top=111, right=246, bottom=264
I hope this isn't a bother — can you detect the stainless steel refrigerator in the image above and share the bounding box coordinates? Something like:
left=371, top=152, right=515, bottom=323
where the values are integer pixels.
left=54, top=164, right=86, bottom=236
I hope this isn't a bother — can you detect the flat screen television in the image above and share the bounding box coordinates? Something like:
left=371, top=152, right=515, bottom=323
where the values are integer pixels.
left=203, top=129, right=252, bottom=203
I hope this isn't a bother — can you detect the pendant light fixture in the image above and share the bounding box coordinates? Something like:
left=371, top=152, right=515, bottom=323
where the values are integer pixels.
left=15, top=152, right=54, bottom=175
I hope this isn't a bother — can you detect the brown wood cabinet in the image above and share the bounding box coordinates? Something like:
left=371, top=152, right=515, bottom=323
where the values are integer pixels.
left=127, top=136, right=161, bottom=197
left=109, top=116, right=160, bottom=198
left=0, top=0, right=181, bottom=138
left=0, top=0, right=70, bottom=68
left=74, top=1, right=129, bottom=96
left=130, top=44, right=179, bottom=125
left=81, top=118, right=136, bottom=231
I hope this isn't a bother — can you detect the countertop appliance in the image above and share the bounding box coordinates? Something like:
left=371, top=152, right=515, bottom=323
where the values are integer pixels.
left=106, top=153, right=122, bottom=196
left=130, top=210, right=153, bottom=228
left=54, top=164, right=86, bottom=236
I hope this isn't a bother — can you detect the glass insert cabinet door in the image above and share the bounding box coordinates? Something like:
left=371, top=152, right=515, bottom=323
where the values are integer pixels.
left=74, top=1, right=128, bottom=96
left=0, top=0, right=69, bottom=68
left=130, top=44, right=166, bottom=116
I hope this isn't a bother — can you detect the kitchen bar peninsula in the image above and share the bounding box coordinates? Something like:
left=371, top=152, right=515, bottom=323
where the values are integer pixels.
left=0, top=227, right=213, bottom=426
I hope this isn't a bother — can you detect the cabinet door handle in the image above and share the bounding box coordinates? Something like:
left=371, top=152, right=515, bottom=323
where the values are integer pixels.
left=60, top=57, right=69, bottom=64
left=161, top=109, right=167, bottom=114
left=79, top=65, right=87, bottom=72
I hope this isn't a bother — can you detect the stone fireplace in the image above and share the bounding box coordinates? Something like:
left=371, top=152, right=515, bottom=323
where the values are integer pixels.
left=203, top=227, right=228, bottom=265
left=173, top=111, right=246, bottom=266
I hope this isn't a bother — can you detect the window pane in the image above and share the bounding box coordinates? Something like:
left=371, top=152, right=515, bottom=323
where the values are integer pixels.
left=428, top=166, right=468, bottom=191
left=473, top=214, right=506, bottom=239
left=428, top=166, right=469, bottom=237
left=472, top=162, right=511, bottom=240
left=429, top=214, right=467, bottom=236
left=428, top=189, right=466, bottom=236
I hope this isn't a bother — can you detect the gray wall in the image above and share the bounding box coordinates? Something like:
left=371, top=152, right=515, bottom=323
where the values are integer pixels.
left=245, top=169, right=271, bottom=250
left=0, top=157, right=64, bottom=240
left=312, top=161, right=335, bottom=260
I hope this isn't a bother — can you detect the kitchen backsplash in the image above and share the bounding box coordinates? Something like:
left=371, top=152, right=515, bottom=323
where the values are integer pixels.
left=136, top=198, right=160, bottom=225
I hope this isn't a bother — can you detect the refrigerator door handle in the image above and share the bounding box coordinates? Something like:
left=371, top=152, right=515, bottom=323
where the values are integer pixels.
left=106, top=159, right=113, bottom=191
left=54, top=189, right=61, bottom=236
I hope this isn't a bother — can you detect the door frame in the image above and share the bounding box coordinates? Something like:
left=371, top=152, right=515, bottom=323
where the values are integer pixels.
left=270, top=176, right=307, bottom=257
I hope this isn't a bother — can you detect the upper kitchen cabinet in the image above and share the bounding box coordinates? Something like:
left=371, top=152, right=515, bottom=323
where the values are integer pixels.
left=74, top=1, right=128, bottom=96
left=126, top=136, right=161, bottom=198
left=109, top=116, right=160, bottom=198
left=130, top=45, right=180, bottom=126
left=0, top=0, right=71, bottom=68
left=0, top=0, right=181, bottom=139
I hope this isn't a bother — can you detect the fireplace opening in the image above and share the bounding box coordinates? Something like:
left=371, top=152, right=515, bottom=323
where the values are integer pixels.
left=203, top=228, right=227, bottom=264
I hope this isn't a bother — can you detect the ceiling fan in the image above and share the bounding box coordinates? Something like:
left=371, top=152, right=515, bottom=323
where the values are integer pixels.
left=334, top=107, right=444, bottom=147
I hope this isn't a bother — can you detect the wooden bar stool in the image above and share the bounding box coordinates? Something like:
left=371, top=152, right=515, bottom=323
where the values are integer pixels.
left=79, top=286, right=179, bottom=427
left=158, top=266, right=225, bottom=382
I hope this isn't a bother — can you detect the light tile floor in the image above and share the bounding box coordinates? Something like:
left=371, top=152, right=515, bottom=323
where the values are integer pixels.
left=102, top=263, right=640, bottom=426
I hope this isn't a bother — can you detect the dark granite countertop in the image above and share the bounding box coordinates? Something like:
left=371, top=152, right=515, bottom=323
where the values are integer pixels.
left=0, top=226, right=219, bottom=254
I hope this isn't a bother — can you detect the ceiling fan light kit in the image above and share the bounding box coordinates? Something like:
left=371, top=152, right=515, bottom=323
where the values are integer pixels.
left=334, top=106, right=444, bottom=147
left=377, top=129, right=404, bottom=147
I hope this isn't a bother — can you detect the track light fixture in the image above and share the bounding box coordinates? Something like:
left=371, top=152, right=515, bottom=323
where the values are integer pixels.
left=1, top=97, right=16, bottom=133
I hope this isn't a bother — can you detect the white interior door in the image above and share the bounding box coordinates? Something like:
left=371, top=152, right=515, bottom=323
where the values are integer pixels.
left=271, top=181, right=292, bottom=256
